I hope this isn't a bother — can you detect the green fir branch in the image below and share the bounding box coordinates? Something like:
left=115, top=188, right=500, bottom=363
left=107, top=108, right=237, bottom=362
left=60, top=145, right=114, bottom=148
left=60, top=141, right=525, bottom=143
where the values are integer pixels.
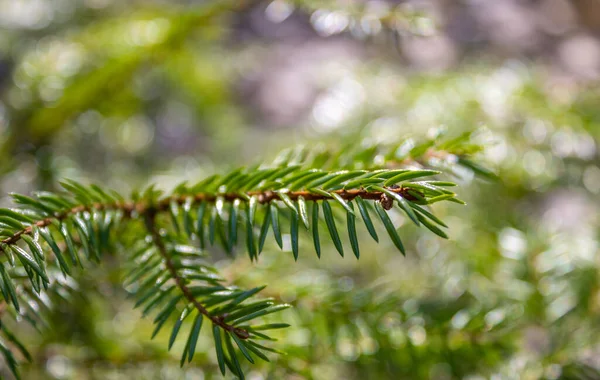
left=0, top=156, right=470, bottom=378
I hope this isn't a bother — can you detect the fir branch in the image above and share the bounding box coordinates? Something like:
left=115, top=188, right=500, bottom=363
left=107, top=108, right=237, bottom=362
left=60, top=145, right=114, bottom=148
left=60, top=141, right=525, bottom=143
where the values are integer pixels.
left=144, top=211, right=249, bottom=339
left=0, top=180, right=440, bottom=257
left=272, top=130, right=495, bottom=179
left=0, top=203, right=133, bottom=250
left=0, top=163, right=465, bottom=378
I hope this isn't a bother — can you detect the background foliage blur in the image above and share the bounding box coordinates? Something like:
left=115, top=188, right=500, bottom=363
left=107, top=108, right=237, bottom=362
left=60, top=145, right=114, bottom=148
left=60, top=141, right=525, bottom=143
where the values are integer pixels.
left=1, top=0, right=600, bottom=379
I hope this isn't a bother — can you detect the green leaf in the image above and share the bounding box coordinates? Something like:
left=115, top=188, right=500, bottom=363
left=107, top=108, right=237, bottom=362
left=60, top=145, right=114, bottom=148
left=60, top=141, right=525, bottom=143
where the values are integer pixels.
left=134, top=273, right=168, bottom=308
left=0, top=271, right=10, bottom=306
left=228, top=171, right=252, bottom=192
left=243, top=341, right=270, bottom=362
left=232, top=334, right=255, bottom=364
left=228, top=200, right=239, bottom=252
left=307, top=188, right=331, bottom=198
left=320, top=171, right=365, bottom=189
left=248, top=196, right=258, bottom=227
left=25, top=265, right=41, bottom=294
left=11, top=245, right=48, bottom=282
left=0, top=217, right=24, bottom=230
left=416, top=213, right=448, bottom=239
left=428, top=181, right=457, bottom=187
left=270, top=204, right=283, bottom=249
left=36, top=191, right=75, bottom=209
left=97, top=211, right=113, bottom=252
left=374, top=202, right=405, bottom=255
left=223, top=300, right=274, bottom=322
left=187, top=313, right=204, bottom=362
left=232, top=304, right=291, bottom=325
left=109, top=189, right=126, bottom=203
left=1, top=324, right=32, bottom=362
left=0, top=264, right=19, bottom=311
left=270, top=164, right=303, bottom=182
left=246, top=329, right=275, bottom=341
left=290, top=212, right=299, bottom=261
left=247, top=340, right=285, bottom=355
left=151, top=295, right=182, bottom=339
left=312, top=202, right=321, bottom=258
left=90, top=184, right=118, bottom=203
left=72, top=215, right=94, bottom=260
left=241, top=168, right=274, bottom=190
left=247, top=323, right=290, bottom=331
left=152, top=313, right=172, bottom=340
left=343, top=177, right=384, bottom=189
left=0, top=209, right=34, bottom=223
left=213, top=324, right=226, bottom=375
left=413, top=182, right=456, bottom=195
left=2, top=243, right=15, bottom=266
left=283, top=169, right=317, bottom=184
left=297, top=196, right=309, bottom=229
left=347, top=202, right=360, bottom=259
left=0, top=340, right=20, bottom=380
left=180, top=343, right=189, bottom=368
left=21, top=234, right=44, bottom=262
left=144, top=286, right=176, bottom=317
left=383, top=170, right=440, bottom=186
left=191, top=174, right=219, bottom=192
left=330, top=192, right=355, bottom=215
left=448, top=197, right=467, bottom=205
left=208, top=207, right=217, bottom=246
left=59, top=222, right=82, bottom=267
left=169, top=199, right=181, bottom=235
left=258, top=206, right=271, bottom=254
left=201, top=290, right=247, bottom=309
left=188, top=285, right=228, bottom=297
left=401, top=182, right=444, bottom=195
left=11, top=193, right=55, bottom=215
left=410, top=203, right=447, bottom=227
left=322, top=200, right=343, bottom=257
left=84, top=213, right=101, bottom=259
left=40, top=228, right=71, bottom=275
left=152, top=292, right=181, bottom=322
left=409, top=139, right=435, bottom=157
left=61, top=180, right=98, bottom=204
left=183, top=197, right=194, bottom=238
left=196, top=202, right=207, bottom=249
left=218, top=168, right=244, bottom=190
left=245, top=208, right=257, bottom=260
left=288, top=171, right=327, bottom=190
left=426, top=194, right=455, bottom=204
left=126, top=255, right=161, bottom=286
left=366, top=169, right=407, bottom=180
left=222, top=286, right=267, bottom=312
left=458, top=157, right=497, bottom=180
left=277, top=192, right=298, bottom=214
left=355, top=197, right=378, bottom=242
left=224, top=333, right=244, bottom=379
left=169, top=308, right=190, bottom=351
left=406, top=189, right=428, bottom=204
left=215, top=197, right=226, bottom=219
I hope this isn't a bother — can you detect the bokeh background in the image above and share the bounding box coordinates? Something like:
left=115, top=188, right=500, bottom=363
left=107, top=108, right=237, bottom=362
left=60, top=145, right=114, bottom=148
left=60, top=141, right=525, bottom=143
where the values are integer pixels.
left=1, top=0, right=600, bottom=379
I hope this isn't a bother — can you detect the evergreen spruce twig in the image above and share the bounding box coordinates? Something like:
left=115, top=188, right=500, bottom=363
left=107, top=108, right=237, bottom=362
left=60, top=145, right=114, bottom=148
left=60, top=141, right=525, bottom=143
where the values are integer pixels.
left=0, top=140, right=483, bottom=378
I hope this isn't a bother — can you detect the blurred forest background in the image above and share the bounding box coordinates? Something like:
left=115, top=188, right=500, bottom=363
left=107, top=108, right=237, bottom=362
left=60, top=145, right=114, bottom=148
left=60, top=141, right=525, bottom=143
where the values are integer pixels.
left=1, top=0, right=600, bottom=379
